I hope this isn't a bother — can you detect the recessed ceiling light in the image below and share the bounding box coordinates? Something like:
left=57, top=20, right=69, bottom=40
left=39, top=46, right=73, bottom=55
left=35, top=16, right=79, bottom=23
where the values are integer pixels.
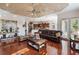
left=31, top=13, right=33, bottom=15
left=13, top=15, right=17, bottom=17
left=0, top=15, right=2, bottom=17
left=6, top=3, right=9, bottom=7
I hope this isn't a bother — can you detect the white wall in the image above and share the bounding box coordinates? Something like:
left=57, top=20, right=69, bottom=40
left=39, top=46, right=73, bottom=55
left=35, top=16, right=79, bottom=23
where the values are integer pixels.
left=58, top=10, right=79, bottom=19
left=0, top=9, right=30, bottom=36
left=57, top=10, right=79, bottom=30
left=26, top=14, right=58, bottom=30
left=0, top=9, right=58, bottom=36
left=57, top=10, right=79, bottom=38
left=26, top=14, right=58, bottom=35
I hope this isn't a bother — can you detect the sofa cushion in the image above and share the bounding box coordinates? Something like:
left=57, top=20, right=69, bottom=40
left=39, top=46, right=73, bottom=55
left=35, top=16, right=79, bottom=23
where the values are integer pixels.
left=55, top=32, right=61, bottom=37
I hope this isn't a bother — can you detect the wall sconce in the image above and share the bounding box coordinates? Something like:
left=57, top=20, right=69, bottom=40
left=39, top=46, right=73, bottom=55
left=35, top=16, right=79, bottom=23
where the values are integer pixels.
left=23, top=22, right=26, bottom=27
left=23, top=24, right=25, bottom=27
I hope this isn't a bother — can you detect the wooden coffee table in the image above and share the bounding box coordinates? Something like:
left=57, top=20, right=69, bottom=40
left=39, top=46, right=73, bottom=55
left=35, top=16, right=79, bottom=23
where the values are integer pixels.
left=27, top=38, right=46, bottom=52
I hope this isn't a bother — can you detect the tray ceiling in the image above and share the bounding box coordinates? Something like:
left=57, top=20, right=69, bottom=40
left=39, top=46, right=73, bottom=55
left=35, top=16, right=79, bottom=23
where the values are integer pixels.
left=0, top=3, right=68, bottom=17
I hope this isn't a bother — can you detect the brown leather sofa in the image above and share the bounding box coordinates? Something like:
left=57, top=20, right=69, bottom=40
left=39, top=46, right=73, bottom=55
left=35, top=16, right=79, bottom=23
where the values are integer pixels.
left=39, top=29, right=62, bottom=43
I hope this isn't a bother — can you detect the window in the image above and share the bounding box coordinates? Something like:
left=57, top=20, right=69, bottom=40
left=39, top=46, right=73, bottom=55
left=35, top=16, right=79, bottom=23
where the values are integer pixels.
left=62, top=17, right=79, bottom=40
left=70, top=18, right=79, bottom=40
left=62, top=19, right=69, bottom=38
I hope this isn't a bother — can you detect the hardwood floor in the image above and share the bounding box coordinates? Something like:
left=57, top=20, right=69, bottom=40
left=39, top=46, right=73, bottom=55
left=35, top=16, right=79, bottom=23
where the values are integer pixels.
left=0, top=39, right=79, bottom=55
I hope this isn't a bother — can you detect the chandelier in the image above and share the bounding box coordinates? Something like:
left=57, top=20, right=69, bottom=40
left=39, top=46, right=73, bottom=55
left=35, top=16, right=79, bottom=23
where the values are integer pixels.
left=29, top=3, right=42, bottom=17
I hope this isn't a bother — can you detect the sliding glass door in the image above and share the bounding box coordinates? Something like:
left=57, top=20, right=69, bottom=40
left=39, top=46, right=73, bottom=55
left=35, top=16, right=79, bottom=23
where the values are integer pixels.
left=70, top=18, right=79, bottom=40
left=61, top=17, right=79, bottom=40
